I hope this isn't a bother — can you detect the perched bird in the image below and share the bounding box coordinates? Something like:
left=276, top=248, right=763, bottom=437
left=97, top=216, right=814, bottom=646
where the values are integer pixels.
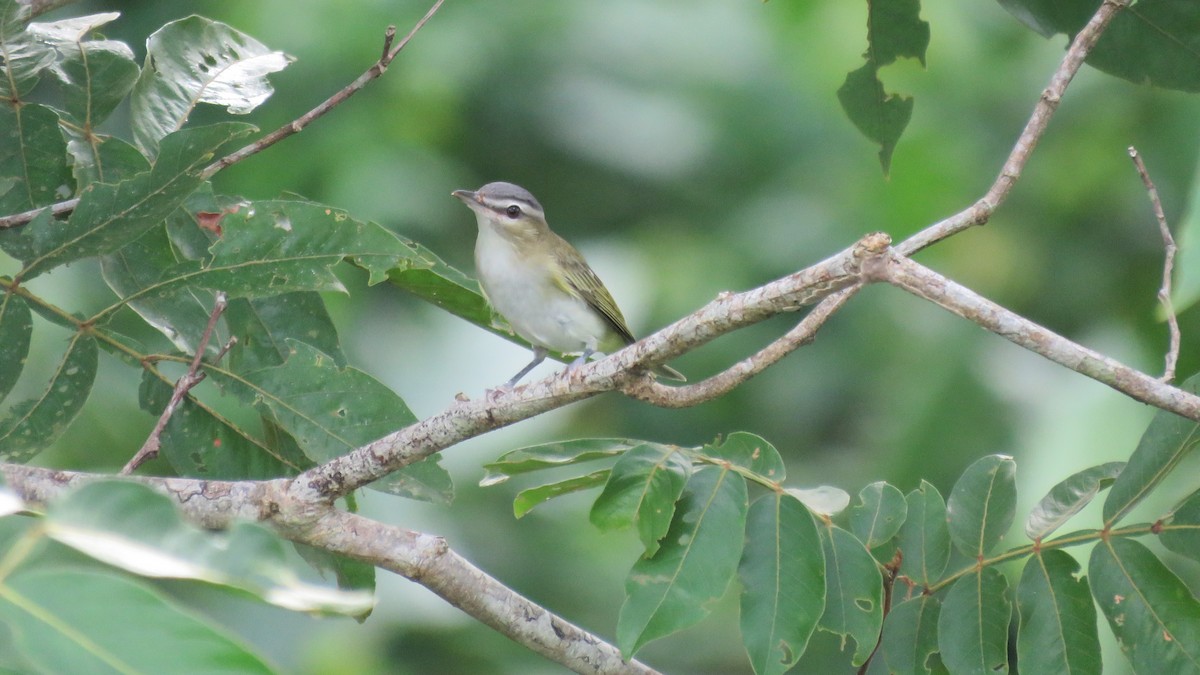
left=451, top=181, right=685, bottom=388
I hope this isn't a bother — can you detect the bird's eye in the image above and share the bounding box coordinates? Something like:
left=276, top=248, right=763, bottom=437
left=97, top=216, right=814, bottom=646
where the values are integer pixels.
left=505, top=205, right=521, bottom=218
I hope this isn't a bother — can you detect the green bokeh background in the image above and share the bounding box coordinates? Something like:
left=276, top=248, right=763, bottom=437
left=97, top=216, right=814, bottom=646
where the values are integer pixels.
left=8, top=0, right=1200, bottom=672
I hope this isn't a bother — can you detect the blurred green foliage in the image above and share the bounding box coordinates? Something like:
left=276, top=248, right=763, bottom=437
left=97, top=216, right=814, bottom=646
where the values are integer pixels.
left=6, top=0, right=1200, bottom=672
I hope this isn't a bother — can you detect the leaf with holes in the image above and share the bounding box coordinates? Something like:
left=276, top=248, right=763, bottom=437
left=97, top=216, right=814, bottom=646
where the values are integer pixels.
left=590, top=442, right=692, bottom=555
left=130, top=16, right=292, bottom=154
left=739, top=492, right=825, bottom=675
left=817, top=524, right=882, bottom=666
left=897, top=480, right=950, bottom=587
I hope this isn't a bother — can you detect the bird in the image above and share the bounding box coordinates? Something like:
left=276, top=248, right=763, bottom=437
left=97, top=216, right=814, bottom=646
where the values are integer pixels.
left=451, top=181, right=685, bottom=388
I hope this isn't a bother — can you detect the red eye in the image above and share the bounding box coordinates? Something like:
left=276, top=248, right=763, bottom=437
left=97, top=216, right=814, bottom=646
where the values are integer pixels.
left=505, top=205, right=521, bottom=218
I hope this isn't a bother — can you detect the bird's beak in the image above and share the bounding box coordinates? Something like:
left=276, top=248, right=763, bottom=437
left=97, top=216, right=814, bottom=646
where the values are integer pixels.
left=451, top=189, right=479, bottom=204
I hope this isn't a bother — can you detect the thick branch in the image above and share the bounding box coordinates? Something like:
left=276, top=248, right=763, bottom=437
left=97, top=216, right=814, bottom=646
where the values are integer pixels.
left=875, top=252, right=1200, bottom=420
left=300, top=510, right=659, bottom=675
left=288, top=232, right=893, bottom=505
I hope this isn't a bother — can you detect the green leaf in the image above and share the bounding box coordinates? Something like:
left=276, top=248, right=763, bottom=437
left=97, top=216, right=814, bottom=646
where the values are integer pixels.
left=0, top=291, right=32, bottom=405
left=880, top=595, right=941, bottom=675
left=837, top=63, right=914, bottom=176
left=387, top=237, right=497, bottom=333
left=139, top=368, right=305, bottom=480
left=897, top=480, right=950, bottom=588
left=514, top=470, right=609, bottom=518
left=938, top=567, right=1011, bottom=675
left=1161, top=489, right=1200, bottom=563
left=212, top=341, right=441, bottom=494
left=225, top=292, right=346, bottom=372
left=703, top=431, right=786, bottom=482
left=65, top=132, right=150, bottom=188
left=616, top=465, right=748, bottom=657
left=817, top=524, right=883, bottom=666
left=0, top=332, right=96, bottom=462
left=127, top=200, right=420, bottom=308
left=29, top=13, right=138, bottom=126
left=1090, top=538, right=1200, bottom=673
left=1026, top=461, right=1124, bottom=540
left=998, top=0, right=1200, bottom=93
left=1016, top=550, right=1101, bottom=675
left=739, top=493, right=824, bottom=675
left=1105, top=377, right=1200, bottom=525
left=100, top=223, right=226, bottom=354
left=11, top=122, right=254, bottom=280
left=0, top=103, right=73, bottom=216
left=0, top=568, right=276, bottom=674
left=848, top=481, right=908, bottom=550
left=130, top=16, right=292, bottom=154
left=481, top=438, right=643, bottom=485
left=946, top=454, right=1017, bottom=558
left=590, top=442, right=692, bottom=555
left=45, top=480, right=373, bottom=615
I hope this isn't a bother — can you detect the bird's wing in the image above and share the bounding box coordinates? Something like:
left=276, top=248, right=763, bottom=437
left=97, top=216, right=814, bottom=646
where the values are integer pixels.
left=553, top=242, right=637, bottom=346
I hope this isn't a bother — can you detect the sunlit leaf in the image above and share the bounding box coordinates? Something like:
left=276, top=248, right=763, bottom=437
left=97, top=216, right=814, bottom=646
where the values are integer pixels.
left=1026, top=461, right=1124, bottom=540
left=1105, top=377, right=1200, bottom=526
left=817, top=524, right=883, bottom=666
left=739, top=493, right=824, bottom=675
left=786, top=485, right=851, bottom=517
left=616, top=465, right=748, bottom=657
left=0, top=568, right=276, bottom=673
left=481, top=438, right=644, bottom=485
left=897, top=480, right=950, bottom=588
left=848, top=481, right=907, bottom=550
left=1016, top=550, right=1100, bottom=675
left=1090, top=538, right=1200, bottom=673
left=45, top=481, right=373, bottom=615
left=590, top=442, right=692, bottom=555
left=130, top=16, right=292, bottom=154
left=0, top=332, right=96, bottom=462
left=946, top=454, right=1017, bottom=557
left=0, top=2, right=55, bottom=99
left=514, top=470, right=609, bottom=518
left=29, top=12, right=138, bottom=126
left=938, top=567, right=1011, bottom=675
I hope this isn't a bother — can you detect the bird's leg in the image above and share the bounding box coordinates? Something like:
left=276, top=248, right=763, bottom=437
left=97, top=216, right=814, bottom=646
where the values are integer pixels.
left=564, top=348, right=595, bottom=384
left=504, top=347, right=549, bottom=389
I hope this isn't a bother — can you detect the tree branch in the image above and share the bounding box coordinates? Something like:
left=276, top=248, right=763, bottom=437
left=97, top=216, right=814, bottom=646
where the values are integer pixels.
left=896, top=0, right=1131, bottom=256
left=1128, top=146, right=1181, bottom=383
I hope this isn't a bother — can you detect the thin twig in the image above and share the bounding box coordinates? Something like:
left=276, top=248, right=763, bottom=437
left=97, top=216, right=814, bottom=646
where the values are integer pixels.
left=1128, top=146, right=1181, bottom=382
left=198, top=0, right=445, bottom=180
left=896, top=0, right=1131, bottom=256
left=0, top=0, right=446, bottom=229
left=623, top=286, right=860, bottom=407
left=121, top=292, right=230, bottom=474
